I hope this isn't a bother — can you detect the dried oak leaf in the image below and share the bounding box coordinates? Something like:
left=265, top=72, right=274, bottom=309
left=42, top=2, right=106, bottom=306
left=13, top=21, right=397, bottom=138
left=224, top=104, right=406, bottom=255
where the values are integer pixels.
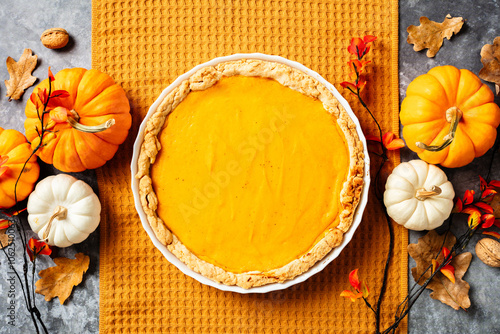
left=4, top=48, right=38, bottom=101
left=35, top=253, right=90, bottom=304
left=479, top=36, right=500, bottom=95
left=0, top=229, right=12, bottom=250
left=407, top=14, right=465, bottom=58
left=426, top=252, right=472, bottom=310
left=408, top=230, right=456, bottom=283
left=490, top=194, right=500, bottom=219
left=408, top=231, right=471, bottom=310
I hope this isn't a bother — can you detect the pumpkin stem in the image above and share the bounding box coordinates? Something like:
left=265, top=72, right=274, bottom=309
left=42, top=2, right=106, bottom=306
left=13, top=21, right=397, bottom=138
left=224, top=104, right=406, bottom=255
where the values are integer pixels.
left=41, top=205, right=68, bottom=241
left=67, top=109, right=115, bottom=133
left=416, top=106, right=463, bottom=152
left=415, top=186, right=442, bottom=201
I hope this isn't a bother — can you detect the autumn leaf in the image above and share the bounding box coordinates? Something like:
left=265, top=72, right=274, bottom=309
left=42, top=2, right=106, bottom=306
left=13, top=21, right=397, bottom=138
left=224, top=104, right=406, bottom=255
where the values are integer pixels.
left=426, top=253, right=472, bottom=310
left=340, top=268, right=370, bottom=302
left=481, top=213, right=496, bottom=229
left=479, top=36, right=500, bottom=95
left=490, top=194, right=500, bottom=219
left=340, top=289, right=362, bottom=302
left=463, top=189, right=475, bottom=205
left=4, top=48, right=38, bottom=101
left=407, top=15, right=465, bottom=58
left=49, top=106, right=69, bottom=123
left=26, top=237, right=51, bottom=262
left=35, top=253, right=90, bottom=304
left=347, top=35, right=377, bottom=59
left=483, top=231, right=500, bottom=239
left=0, top=209, right=24, bottom=249
left=382, top=132, right=405, bottom=150
left=475, top=202, right=494, bottom=214
left=408, top=230, right=456, bottom=283
left=468, top=210, right=481, bottom=229
left=0, top=229, right=12, bottom=250
left=408, top=231, right=471, bottom=310
left=349, top=268, right=362, bottom=291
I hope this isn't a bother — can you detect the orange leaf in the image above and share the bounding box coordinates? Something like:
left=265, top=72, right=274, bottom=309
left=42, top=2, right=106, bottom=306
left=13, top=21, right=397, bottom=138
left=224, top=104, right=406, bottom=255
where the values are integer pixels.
left=488, top=180, right=500, bottom=188
left=48, top=66, right=55, bottom=82
left=455, top=198, right=463, bottom=212
left=482, top=188, right=497, bottom=200
left=479, top=175, right=488, bottom=192
left=365, top=134, right=381, bottom=142
left=347, top=36, right=376, bottom=59
left=440, top=264, right=456, bottom=284
left=30, top=91, right=42, bottom=110
left=35, top=253, right=90, bottom=304
left=382, top=132, right=406, bottom=150
left=340, top=290, right=357, bottom=302
left=26, top=238, right=51, bottom=262
left=432, top=259, right=439, bottom=274
left=483, top=231, right=500, bottom=239
left=347, top=59, right=371, bottom=76
left=0, top=218, right=11, bottom=230
left=49, top=106, right=69, bottom=123
left=382, top=131, right=395, bottom=145
left=363, top=35, right=377, bottom=43
left=468, top=211, right=482, bottom=229
left=361, top=282, right=370, bottom=298
left=50, top=90, right=70, bottom=99
left=386, top=138, right=405, bottom=150
left=481, top=214, right=496, bottom=229
left=347, top=37, right=365, bottom=57
left=475, top=202, right=494, bottom=214
left=442, top=247, right=451, bottom=263
left=463, top=190, right=475, bottom=205
left=349, top=269, right=361, bottom=291
left=356, top=76, right=367, bottom=91
left=462, top=206, right=481, bottom=215
left=340, top=81, right=357, bottom=93
left=37, top=88, right=48, bottom=105
left=340, top=289, right=363, bottom=302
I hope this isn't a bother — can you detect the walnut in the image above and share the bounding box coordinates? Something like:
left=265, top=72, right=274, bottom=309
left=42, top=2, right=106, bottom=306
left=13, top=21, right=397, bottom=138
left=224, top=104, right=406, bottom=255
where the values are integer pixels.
left=475, top=238, right=500, bottom=268
left=40, top=28, right=69, bottom=49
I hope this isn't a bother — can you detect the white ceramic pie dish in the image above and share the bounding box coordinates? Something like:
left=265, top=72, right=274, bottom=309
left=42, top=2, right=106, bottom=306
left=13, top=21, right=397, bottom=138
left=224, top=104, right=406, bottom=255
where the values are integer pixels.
left=130, top=53, right=371, bottom=293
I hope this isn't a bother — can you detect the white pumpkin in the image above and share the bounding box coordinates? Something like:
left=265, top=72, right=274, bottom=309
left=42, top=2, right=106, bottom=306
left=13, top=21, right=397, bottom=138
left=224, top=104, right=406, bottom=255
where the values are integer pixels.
left=27, top=174, right=101, bottom=247
left=384, top=159, right=454, bottom=231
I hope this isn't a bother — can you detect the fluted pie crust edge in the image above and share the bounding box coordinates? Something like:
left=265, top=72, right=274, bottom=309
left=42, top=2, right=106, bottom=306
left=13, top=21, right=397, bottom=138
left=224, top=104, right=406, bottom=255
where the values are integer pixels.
left=135, top=59, right=364, bottom=289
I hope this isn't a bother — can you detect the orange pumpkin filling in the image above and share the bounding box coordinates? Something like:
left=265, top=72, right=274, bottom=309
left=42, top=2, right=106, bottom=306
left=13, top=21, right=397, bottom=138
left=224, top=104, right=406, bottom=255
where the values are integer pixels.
left=151, top=76, right=349, bottom=273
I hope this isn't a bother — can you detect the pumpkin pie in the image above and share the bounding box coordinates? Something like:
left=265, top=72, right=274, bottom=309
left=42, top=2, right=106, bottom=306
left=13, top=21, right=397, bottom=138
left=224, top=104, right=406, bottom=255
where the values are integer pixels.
left=136, top=59, right=364, bottom=289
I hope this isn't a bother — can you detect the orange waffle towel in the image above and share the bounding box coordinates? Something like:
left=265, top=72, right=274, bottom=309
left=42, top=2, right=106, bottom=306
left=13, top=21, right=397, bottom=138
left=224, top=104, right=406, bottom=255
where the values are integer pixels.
left=92, top=0, right=407, bottom=333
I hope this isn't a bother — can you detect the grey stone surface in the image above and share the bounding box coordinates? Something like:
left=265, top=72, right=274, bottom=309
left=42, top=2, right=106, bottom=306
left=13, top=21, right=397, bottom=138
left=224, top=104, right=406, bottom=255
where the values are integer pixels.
left=0, top=1, right=97, bottom=333
left=1, top=0, right=500, bottom=333
left=400, top=1, right=500, bottom=334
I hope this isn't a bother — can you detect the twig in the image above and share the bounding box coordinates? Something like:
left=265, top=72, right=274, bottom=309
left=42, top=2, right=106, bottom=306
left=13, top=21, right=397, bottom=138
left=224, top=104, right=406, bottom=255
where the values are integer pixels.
left=0, top=73, right=54, bottom=334
left=374, top=207, right=393, bottom=334
left=486, top=139, right=499, bottom=182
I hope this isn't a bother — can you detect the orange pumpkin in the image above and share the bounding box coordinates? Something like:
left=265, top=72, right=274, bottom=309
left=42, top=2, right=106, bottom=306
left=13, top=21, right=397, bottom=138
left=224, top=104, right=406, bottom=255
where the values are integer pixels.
left=24, top=68, right=131, bottom=172
left=401, top=65, right=500, bottom=168
left=0, top=127, right=40, bottom=209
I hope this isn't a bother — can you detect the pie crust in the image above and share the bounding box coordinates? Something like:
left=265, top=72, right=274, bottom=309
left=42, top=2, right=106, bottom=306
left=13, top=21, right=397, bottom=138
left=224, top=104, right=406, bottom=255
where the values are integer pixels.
left=136, top=59, right=364, bottom=289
